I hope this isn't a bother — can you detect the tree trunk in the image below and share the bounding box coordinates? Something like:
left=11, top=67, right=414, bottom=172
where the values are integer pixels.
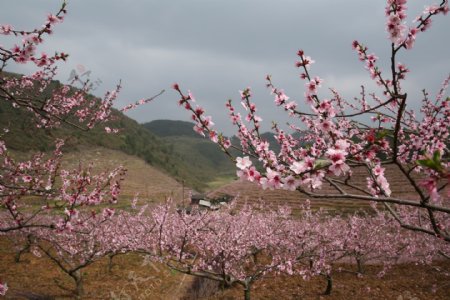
left=356, top=257, right=365, bottom=274
left=15, top=243, right=30, bottom=263
left=72, top=270, right=84, bottom=299
left=15, top=235, right=32, bottom=263
left=243, top=280, right=252, bottom=300
left=244, top=286, right=251, bottom=300
left=108, top=253, right=115, bottom=273
left=323, top=274, right=332, bottom=295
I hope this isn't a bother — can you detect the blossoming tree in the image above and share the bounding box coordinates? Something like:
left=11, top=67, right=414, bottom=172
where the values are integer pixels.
left=0, top=2, right=142, bottom=294
left=0, top=0, right=153, bottom=236
left=29, top=211, right=121, bottom=298
left=173, top=0, right=450, bottom=241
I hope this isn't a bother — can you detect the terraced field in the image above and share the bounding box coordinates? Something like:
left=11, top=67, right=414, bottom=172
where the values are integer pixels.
left=208, top=165, right=421, bottom=214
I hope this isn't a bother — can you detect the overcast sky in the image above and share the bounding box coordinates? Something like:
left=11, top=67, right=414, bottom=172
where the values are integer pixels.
left=1, top=1, right=449, bottom=135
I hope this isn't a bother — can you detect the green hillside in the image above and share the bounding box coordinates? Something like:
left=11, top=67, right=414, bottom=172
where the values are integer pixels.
left=0, top=73, right=223, bottom=191
left=142, top=120, right=237, bottom=189
left=143, top=119, right=202, bottom=139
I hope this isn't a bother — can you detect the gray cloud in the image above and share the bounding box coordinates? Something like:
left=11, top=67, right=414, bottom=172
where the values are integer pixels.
left=1, top=0, right=449, bottom=135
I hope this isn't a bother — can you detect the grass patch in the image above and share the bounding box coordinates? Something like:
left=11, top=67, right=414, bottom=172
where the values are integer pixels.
left=206, top=175, right=236, bottom=191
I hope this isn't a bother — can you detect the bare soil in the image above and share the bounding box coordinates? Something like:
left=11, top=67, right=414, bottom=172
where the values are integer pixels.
left=1, top=237, right=449, bottom=299
left=201, top=262, right=450, bottom=300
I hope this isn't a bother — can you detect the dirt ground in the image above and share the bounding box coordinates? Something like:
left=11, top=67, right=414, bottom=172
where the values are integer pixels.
left=201, top=262, right=450, bottom=300
left=1, top=237, right=449, bottom=300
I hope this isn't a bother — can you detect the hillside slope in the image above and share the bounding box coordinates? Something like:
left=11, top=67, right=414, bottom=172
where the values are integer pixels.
left=62, top=147, right=190, bottom=205
left=143, top=119, right=202, bottom=139
left=0, top=73, right=215, bottom=191
left=142, top=120, right=237, bottom=189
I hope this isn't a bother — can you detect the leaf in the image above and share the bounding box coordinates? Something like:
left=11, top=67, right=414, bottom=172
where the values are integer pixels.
left=376, top=129, right=389, bottom=140
left=417, top=151, right=443, bottom=173
left=432, top=150, right=441, bottom=163
left=417, top=158, right=435, bottom=169
left=314, top=159, right=329, bottom=170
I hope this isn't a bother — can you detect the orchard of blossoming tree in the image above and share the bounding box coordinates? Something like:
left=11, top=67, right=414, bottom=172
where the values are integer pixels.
left=0, top=0, right=449, bottom=299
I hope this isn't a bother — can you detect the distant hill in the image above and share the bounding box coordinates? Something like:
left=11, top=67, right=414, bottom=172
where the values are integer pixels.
left=142, top=120, right=237, bottom=189
left=143, top=119, right=202, bottom=139
left=260, top=132, right=281, bottom=153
